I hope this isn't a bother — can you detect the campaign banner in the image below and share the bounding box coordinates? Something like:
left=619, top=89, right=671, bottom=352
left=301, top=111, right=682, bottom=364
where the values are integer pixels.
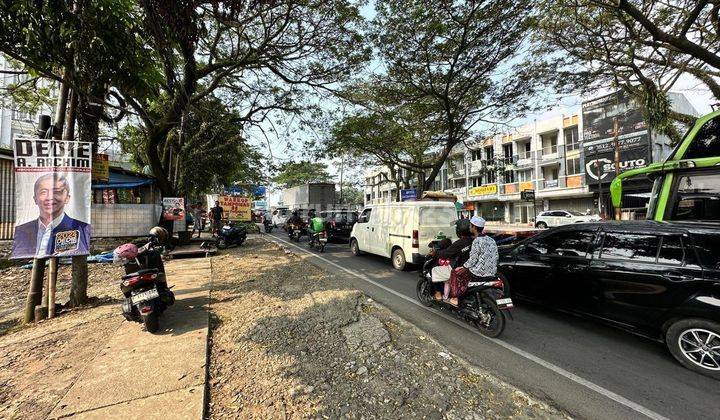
left=11, top=138, right=92, bottom=259
left=583, top=132, right=650, bottom=184
left=582, top=91, right=647, bottom=142
left=162, top=197, right=185, bottom=221
left=219, top=195, right=252, bottom=221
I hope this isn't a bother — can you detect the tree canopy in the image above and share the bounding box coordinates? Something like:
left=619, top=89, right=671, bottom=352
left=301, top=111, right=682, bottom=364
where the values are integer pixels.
left=271, top=161, right=331, bottom=189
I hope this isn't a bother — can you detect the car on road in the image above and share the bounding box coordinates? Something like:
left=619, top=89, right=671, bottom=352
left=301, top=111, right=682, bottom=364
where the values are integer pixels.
left=271, top=207, right=290, bottom=228
left=498, top=220, right=720, bottom=378
left=350, top=201, right=458, bottom=270
left=535, top=210, right=600, bottom=228
left=320, top=210, right=358, bottom=243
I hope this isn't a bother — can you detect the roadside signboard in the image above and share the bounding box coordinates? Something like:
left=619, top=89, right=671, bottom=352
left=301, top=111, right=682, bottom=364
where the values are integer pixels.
left=582, top=91, right=650, bottom=184
left=521, top=189, right=535, bottom=201
left=219, top=195, right=252, bottom=221
left=253, top=200, right=267, bottom=210
left=11, top=138, right=92, bottom=259
left=469, top=184, right=497, bottom=197
left=91, top=153, right=109, bottom=182
left=400, top=189, right=417, bottom=201
left=162, top=197, right=185, bottom=221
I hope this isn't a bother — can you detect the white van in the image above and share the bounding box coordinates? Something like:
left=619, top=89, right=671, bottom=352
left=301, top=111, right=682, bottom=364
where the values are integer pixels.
left=349, top=201, right=458, bottom=270
left=271, top=207, right=290, bottom=227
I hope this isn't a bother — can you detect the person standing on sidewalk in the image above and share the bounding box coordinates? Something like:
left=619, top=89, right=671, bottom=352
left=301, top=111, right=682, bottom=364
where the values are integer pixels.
left=191, top=202, right=205, bottom=238
left=210, top=201, right=224, bottom=236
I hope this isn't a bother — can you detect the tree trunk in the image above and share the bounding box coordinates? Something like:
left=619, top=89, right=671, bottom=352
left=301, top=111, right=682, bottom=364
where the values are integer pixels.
left=422, top=140, right=457, bottom=191
left=147, top=128, right=175, bottom=196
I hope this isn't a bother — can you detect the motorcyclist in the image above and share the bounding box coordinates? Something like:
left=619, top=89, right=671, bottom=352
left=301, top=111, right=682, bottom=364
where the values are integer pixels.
left=430, top=219, right=474, bottom=301
left=308, top=212, right=326, bottom=246
left=286, top=210, right=304, bottom=234
left=448, top=216, right=498, bottom=306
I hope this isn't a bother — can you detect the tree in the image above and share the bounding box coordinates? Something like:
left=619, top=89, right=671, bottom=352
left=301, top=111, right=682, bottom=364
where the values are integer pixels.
left=337, top=184, right=364, bottom=206
left=533, top=0, right=720, bottom=143
left=370, top=0, right=545, bottom=192
left=272, top=161, right=331, bottom=188
left=119, top=95, right=264, bottom=196
left=119, top=0, right=369, bottom=196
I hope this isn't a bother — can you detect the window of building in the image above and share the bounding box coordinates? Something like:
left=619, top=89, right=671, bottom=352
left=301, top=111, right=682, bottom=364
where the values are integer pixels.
left=471, top=150, right=482, bottom=161
left=564, top=126, right=580, bottom=151
left=541, top=132, right=558, bottom=154
left=502, top=170, right=515, bottom=184
left=671, top=172, right=720, bottom=221
left=471, top=176, right=481, bottom=187
left=566, top=157, right=581, bottom=175
left=517, top=141, right=531, bottom=158
left=454, top=179, right=466, bottom=188
left=517, top=169, right=532, bottom=182
left=599, top=233, right=659, bottom=263
left=683, top=117, right=720, bottom=159
left=503, top=143, right=513, bottom=158
left=483, top=170, right=497, bottom=184
left=484, top=146, right=494, bottom=161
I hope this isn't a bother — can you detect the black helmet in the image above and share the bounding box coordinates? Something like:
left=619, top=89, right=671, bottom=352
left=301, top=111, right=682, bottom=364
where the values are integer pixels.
left=292, top=210, right=299, bottom=216
left=455, top=219, right=471, bottom=238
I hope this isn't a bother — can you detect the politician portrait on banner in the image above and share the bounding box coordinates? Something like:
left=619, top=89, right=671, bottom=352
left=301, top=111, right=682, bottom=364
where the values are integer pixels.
left=11, top=138, right=92, bottom=259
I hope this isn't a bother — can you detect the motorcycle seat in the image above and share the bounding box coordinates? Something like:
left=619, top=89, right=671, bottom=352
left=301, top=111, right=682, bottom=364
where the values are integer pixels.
left=122, top=268, right=159, bottom=280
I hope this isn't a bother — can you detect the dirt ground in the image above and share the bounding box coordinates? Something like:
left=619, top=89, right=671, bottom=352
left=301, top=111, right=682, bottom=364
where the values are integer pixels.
left=208, top=238, right=566, bottom=419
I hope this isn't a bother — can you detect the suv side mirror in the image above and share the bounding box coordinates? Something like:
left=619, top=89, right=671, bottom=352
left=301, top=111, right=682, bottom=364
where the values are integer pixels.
left=566, top=214, right=572, bottom=218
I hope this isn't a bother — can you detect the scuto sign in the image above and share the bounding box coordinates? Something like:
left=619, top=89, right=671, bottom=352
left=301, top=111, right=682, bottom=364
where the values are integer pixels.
left=469, top=184, right=497, bottom=196
left=219, top=196, right=252, bottom=221
left=585, top=157, right=647, bottom=181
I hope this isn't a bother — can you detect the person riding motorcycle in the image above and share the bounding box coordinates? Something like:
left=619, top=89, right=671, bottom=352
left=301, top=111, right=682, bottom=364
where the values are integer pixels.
left=429, top=219, right=474, bottom=301
left=447, top=216, right=498, bottom=306
left=308, top=213, right=326, bottom=246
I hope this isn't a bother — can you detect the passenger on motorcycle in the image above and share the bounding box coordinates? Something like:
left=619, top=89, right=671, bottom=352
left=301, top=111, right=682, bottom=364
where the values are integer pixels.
left=286, top=210, right=304, bottom=230
left=429, top=219, right=474, bottom=301
left=448, top=216, right=498, bottom=307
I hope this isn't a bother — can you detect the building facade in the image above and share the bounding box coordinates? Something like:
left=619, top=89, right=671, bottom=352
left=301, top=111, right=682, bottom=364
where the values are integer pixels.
left=364, top=92, right=697, bottom=223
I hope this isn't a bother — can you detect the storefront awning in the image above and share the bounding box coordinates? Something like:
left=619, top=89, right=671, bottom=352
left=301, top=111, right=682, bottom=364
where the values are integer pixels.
left=92, top=171, right=154, bottom=189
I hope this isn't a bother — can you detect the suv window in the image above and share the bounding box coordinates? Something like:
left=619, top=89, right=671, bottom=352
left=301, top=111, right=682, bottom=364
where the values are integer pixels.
left=657, top=236, right=684, bottom=266
left=692, top=233, right=720, bottom=269
left=671, top=172, right=720, bottom=221
left=551, top=211, right=568, bottom=217
left=600, top=232, right=659, bottom=262
left=684, top=117, right=720, bottom=159
left=525, top=230, right=596, bottom=257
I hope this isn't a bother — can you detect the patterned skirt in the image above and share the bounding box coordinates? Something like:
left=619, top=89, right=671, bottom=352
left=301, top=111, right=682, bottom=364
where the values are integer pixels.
left=448, top=269, right=473, bottom=298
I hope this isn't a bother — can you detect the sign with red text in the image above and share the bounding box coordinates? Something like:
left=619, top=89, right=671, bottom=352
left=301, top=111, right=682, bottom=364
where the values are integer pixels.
left=219, top=196, right=252, bottom=221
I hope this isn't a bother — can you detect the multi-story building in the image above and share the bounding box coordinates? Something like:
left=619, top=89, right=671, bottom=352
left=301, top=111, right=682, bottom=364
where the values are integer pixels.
left=364, top=91, right=698, bottom=223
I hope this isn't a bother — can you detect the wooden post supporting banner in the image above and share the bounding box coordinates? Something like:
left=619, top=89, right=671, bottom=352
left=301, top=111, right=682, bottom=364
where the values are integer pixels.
left=24, top=258, right=46, bottom=324
left=48, top=258, right=58, bottom=318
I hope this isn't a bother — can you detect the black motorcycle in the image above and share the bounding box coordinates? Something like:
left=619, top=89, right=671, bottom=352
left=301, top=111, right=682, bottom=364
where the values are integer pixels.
left=216, top=222, right=248, bottom=249
left=308, top=230, right=328, bottom=252
left=117, top=240, right=175, bottom=333
left=416, top=242, right=513, bottom=338
left=263, top=219, right=273, bottom=233
left=287, top=223, right=305, bottom=242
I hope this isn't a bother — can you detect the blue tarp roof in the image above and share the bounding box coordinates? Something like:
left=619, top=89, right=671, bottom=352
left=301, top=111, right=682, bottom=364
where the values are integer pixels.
left=92, top=170, right=155, bottom=189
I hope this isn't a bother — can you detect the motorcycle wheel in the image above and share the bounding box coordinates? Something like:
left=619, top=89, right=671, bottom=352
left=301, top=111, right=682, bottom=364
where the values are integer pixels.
left=475, top=296, right=505, bottom=338
left=217, top=239, right=228, bottom=249
left=319, top=243, right=325, bottom=253
left=142, top=312, right=160, bottom=333
left=416, top=278, right=434, bottom=307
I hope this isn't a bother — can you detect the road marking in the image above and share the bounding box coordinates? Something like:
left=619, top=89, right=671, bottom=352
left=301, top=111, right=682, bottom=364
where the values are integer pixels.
left=270, top=235, right=670, bottom=420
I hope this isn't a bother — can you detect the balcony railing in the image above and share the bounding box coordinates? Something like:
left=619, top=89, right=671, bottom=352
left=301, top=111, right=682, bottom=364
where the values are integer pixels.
left=541, top=144, right=558, bottom=156
left=516, top=150, right=532, bottom=160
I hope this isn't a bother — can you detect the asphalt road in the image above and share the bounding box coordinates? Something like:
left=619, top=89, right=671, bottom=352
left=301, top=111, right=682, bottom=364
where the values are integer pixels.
left=267, top=231, right=720, bottom=420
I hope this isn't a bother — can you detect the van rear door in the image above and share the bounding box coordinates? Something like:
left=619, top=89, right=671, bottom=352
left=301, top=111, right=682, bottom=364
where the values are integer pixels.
left=417, top=206, right=458, bottom=254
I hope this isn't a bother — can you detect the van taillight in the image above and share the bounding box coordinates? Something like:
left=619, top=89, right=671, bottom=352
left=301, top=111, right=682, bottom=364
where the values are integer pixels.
left=412, top=230, right=419, bottom=248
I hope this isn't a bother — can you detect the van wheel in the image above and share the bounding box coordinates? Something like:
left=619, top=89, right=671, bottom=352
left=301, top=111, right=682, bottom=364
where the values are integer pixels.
left=535, top=222, right=547, bottom=229
left=392, top=248, right=407, bottom=271
left=350, top=239, right=362, bottom=256
left=666, top=318, right=720, bottom=379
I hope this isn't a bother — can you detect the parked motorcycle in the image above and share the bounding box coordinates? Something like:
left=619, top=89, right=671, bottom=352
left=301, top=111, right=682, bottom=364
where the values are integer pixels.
left=308, top=230, right=328, bottom=252
left=216, top=222, right=247, bottom=249
left=113, top=227, right=175, bottom=333
left=416, top=241, right=513, bottom=338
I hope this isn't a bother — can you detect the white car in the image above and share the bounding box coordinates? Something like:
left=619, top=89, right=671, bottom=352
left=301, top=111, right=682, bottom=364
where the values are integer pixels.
left=350, top=201, right=458, bottom=270
left=271, top=207, right=290, bottom=227
left=535, top=210, right=601, bottom=228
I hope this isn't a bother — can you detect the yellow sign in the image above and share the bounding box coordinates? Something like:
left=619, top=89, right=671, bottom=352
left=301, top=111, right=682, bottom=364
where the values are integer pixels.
left=469, top=184, right=497, bottom=196
left=219, top=196, right=252, bottom=221
left=520, top=182, right=534, bottom=191
left=92, top=154, right=109, bottom=182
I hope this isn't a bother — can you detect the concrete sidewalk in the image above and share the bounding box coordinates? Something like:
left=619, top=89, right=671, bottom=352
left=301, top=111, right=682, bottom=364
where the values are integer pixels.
left=49, top=258, right=211, bottom=419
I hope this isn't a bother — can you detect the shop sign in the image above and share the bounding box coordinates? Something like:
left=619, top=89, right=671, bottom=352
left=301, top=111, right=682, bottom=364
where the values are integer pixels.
left=219, top=195, right=252, bottom=221
left=521, top=189, right=535, bottom=201
left=92, top=154, right=109, bottom=182
left=253, top=200, right=267, bottom=210
left=469, top=184, right=497, bottom=196
left=567, top=175, right=583, bottom=188
left=400, top=189, right=417, bottom=201
left=11, top=138, right=92, bottom=259
left=519, top=182, right=534, bottom=191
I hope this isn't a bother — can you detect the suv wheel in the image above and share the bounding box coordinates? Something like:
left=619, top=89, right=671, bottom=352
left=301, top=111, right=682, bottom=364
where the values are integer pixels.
left=392, top=248, right=407, bottom=271
left=535, top=221, right=547, bottom=229
left=350, top=238, right=362, bottom=256
left=666, top=318, right=720, bottom=379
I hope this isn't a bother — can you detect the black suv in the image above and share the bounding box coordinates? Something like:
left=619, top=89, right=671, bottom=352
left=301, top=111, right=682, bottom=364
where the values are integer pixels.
left=320, top=210, right=358, bottom=243
left=498, top=221, right=720, bottom=378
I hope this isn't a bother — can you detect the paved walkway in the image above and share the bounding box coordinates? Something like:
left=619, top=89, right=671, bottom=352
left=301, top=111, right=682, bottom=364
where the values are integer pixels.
left=49, top=258, right=211, bottom=419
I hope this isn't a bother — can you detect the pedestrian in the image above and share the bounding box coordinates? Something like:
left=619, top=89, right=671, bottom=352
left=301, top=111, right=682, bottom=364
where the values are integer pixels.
left=192, top=202, right=205, bottom=238
left=210, top=200, right=224, bottom=236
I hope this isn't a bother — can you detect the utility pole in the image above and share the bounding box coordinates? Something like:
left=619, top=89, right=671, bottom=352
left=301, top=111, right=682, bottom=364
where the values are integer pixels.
left=339, top=156, right=344, bottom=205
left=612, top=117, right=621, bottom=220
left=595, top=146, right=604, bottom=218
